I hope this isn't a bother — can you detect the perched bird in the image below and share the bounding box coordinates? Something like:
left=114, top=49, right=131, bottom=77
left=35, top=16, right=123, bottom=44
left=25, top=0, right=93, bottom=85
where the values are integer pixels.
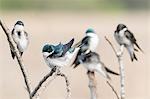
left=79, top=51, right=119, bottom=80
left=114, top=24, right=143, bottom=61
left=10, top=21, right=29, bottom=59
left=72, top=28, right=99, bottom=68
left=42, top=38, right=80, bottom=69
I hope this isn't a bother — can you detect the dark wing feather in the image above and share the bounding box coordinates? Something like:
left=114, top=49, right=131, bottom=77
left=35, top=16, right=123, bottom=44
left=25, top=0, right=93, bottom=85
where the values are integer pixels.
left=124, top=30, right=136, bottom=43
left=80, top=36, right=90, bottom=50
left=11, top=50, right=15, bottom=59
left=72, top=50, right=82, bottom=68
left=20, top=52, right=23, bottom=56
left=61, top=38, right=74, bottom=56
left=134, top=42, right=143, bottom=52
left=125, top=30, right=143, bottom=52
left=72, top=36, right=90, bottom=68
left=73, top=36, right=90, bottom=50
left=104, top=67, right=119, bottom=75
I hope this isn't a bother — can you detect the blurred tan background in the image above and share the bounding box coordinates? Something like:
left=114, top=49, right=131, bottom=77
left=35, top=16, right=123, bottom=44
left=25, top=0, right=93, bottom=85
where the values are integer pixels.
left=0, top=0, right=149, bottom=99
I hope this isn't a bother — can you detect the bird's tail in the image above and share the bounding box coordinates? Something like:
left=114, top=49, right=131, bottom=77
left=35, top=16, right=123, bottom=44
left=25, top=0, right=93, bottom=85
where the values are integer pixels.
left=127, top=45, right=138, bottom=62
left=105, top=67, right=119, bottom=75
left=9, top=44, right=15, bottom=59
left=130, top=51, right=138, bottom=62
left=11, top=50, right=15, bottom=59
left=20, top=52, right=23, bottom=56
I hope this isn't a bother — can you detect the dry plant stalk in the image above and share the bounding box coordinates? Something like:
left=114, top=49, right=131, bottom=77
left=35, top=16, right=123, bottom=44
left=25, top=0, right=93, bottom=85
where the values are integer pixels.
left=106, top=81, right=119, bottom=99
left=31, top=67, right=57, bottom=97
left=33, top=71, right=58, bottom=97
left=105, top=36, right=125, bottom=99
left=57, top=71, right=71, bottom=99
left=33, top=70, right=71, bottom=99
left=87, top=71, right=97, bottom=99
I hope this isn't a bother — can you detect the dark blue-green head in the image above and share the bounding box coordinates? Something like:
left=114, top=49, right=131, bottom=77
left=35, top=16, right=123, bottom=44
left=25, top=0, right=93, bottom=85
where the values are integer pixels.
left=116, top=24, right=127, bottom=33
left=42, top=44, right=54, bottom=53
left=86, top=28, right=95, bottom=34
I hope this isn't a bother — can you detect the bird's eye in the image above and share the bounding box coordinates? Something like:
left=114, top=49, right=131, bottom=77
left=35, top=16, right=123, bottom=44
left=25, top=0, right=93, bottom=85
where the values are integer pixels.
left=17, top=31, right=21, bottom=36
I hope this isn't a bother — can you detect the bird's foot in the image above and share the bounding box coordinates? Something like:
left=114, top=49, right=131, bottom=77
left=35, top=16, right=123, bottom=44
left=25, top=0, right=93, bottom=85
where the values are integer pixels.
left=117, top=51, right=123, bottom=57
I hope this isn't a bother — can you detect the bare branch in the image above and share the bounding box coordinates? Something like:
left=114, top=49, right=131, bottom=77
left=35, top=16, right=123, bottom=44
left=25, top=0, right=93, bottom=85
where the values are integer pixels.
left=105, top=36, right=118, bottom=56
left=105, top=36, right=125, bottom=99
left=0, top=19, right=32, bottom=99
left=87, top=71, right=97, bottom=99
left=35, top=72, right=58, bottom=97
left=106, top=81, right=119, bottom=99
left=57, top=71, right=71, bottom=99
left=31, top=67, right=57, bottom=97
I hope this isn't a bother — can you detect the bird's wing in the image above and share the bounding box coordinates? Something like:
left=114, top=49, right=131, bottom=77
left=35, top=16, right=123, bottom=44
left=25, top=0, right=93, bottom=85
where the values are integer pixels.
left=100, top=60, right=119, bottom=76
left=24, top=31, right=29, bottom=40
left=125, top=30, right=143, bottom=52
left=124, top=30, right=136, bottom=43
left=72, top=51, right=97, bottom=68
left=61, top=38, right=74, bottom=56
left=74, top=36, right=90, bottom=48
left=72, top=36, right=91, bottom=68
left=50, top=44, right=63, bottom=57
left=81, top=36, right=90, bottom=47
left=72, top=49, right=82, bottom=68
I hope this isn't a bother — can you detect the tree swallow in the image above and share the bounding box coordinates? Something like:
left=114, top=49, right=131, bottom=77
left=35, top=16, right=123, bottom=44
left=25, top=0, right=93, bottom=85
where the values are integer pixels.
left=114, top=24, right=143, bottom=61
left=72, top=28, right=99, bottom=68
left=42, top=38, right=80, bottom=69
left=79, top=51, right=119, bottom=80
left=11, top=21, right=29, bottom=59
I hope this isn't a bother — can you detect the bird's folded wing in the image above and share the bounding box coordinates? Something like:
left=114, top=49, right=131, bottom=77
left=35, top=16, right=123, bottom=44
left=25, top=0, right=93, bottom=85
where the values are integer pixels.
left=62, top=38, right=74, bottom=56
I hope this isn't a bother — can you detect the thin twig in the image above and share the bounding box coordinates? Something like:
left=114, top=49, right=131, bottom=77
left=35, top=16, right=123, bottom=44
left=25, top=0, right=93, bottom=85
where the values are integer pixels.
left=57, top=71, right=71, bottom=99
left=105, top=36, right=125, bottom=99
left=87, top=71, right=97, bottom=99
left=31, top=67, right=57, bottom=97
left=0, top=19, right=32, bottom=99
left=35, top=72, right=58, bottom=97
left=105, top=36, right=117, bottom=56
left=107, top=81, right=119, bottom=99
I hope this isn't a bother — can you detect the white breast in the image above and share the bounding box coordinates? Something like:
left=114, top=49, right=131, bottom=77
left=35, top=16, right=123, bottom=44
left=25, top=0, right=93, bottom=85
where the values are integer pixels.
left=12, top=31, right=28, bottom=52
left=18, top=36, right=28, bottom=52
left=115, top=28, right=131, bottom=45
left=45, top=48, right=80, bottom=68
left=87, top=33, right=99, bottom=51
